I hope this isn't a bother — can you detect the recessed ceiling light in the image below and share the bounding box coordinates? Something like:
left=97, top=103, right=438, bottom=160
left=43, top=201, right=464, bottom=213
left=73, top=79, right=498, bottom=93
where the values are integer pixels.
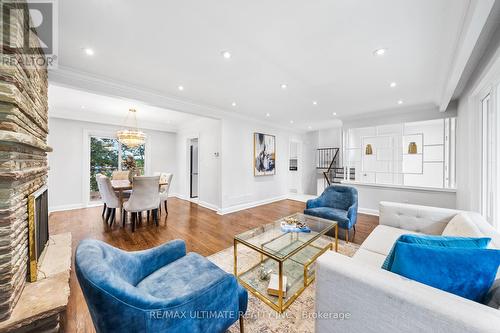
left=222, top=51, right=231, bottom=59
left=312, top=101, right=318, bottom=106
left=373, top=48, right=387, bottom=56
left=265, top=113, right=271, bottom=117
left=398, top=100, right=404, bottom=105
left=81, top=105, right=85, bottom=109
left=290, top=120, right=294, bottom=124
left=84, top=48, right=94, bottom=56
left=390, top=82, right=397, bottom=88
left=281, top=83, right=288, bottom=89
left=231, top=102, right=237, bottom=107
left=178, top=85, right=184, bottom=91
left=333, top=112, right=337, bottom=116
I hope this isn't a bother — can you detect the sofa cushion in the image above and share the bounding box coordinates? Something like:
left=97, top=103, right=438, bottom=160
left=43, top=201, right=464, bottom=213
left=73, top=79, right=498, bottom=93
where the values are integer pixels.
left=352, top=248, right=387, bottom=268
left=442, top=213, right=485, bottom=238
left=360, top=225, right=420, bottom=256
left=390, top=242, right=500, bottom=302
left=304, top=207, right=351, bottom=228
left=137, top=252, right=229, bottom=306
left=382, top=234, right=492, bottom=271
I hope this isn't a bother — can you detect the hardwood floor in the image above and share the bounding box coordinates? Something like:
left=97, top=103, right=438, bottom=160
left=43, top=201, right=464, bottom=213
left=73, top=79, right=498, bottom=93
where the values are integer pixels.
left=49, top=198, right=378, bottom=332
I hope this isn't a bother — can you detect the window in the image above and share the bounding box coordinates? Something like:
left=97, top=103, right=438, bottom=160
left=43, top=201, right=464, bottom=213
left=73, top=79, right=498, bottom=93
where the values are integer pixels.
left=89, top=135, right=146, bottom=201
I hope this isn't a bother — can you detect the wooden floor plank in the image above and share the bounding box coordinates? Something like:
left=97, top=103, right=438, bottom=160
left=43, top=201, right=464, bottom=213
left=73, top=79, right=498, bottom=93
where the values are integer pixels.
left=49, top=198, right=378, bottom=332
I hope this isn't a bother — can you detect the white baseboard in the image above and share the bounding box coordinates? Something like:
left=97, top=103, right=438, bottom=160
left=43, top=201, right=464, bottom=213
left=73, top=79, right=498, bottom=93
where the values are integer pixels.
left=49, top=201, right=103, bottom=213
left=358, top=207, right=379, bottom=216
left=197, top=200, right=219, bottom=212
left=217, top=195, right=288, bottom=215
left=49, top=203, right=86, bottom=213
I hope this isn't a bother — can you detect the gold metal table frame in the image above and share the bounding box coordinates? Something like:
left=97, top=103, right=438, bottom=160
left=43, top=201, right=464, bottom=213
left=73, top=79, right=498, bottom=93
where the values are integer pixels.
left=234, top=214, right=338, bottom=313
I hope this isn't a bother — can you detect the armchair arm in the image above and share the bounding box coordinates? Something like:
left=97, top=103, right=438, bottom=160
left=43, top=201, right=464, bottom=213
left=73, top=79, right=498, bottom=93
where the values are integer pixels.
left=315, top=252, right=500, bottom=333
left=347, top=202, right=358, bottom=221
left=306, top=195, right=324, bottom=209
left=129, top=239, right=186, bottom=282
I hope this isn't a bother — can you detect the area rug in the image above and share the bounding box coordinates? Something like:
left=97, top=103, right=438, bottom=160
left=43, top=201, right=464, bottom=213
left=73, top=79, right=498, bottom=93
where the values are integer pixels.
left=207, top=240, right=359, bottom=333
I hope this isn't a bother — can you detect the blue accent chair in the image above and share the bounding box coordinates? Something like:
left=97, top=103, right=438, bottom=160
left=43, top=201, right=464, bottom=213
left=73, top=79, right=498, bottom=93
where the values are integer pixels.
left=304, top=185, right=358, bottom=242
left=75, top=239, right=248, bottom=333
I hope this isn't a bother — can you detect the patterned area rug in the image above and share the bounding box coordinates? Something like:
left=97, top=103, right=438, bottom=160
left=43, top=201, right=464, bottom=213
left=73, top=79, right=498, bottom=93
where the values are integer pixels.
left=207, top=240, right=359, bottom=333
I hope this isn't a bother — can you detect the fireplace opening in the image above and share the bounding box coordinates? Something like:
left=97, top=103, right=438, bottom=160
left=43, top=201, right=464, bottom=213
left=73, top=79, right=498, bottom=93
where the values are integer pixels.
left=27, top=186, right=49, bottom=282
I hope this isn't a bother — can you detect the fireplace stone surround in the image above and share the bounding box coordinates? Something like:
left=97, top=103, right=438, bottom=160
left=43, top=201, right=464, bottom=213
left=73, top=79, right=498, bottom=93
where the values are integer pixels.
left=0, top=0, right=55, bottom=325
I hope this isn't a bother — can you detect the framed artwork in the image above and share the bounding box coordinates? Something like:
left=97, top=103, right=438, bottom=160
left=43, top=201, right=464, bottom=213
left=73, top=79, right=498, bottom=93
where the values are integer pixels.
left=254, top=132, right=276, bottom=176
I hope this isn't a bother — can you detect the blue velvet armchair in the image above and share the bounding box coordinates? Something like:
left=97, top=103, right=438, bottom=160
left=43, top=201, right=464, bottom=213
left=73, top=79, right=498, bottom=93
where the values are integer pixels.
left=304, top=185, right=358, bottom=242
left=75, top=239, right=248, bottom=333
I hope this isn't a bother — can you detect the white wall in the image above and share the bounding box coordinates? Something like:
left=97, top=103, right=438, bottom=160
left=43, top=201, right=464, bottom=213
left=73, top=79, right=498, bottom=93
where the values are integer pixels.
left=48, top=117, right=177, bottom=211
left=175, top=117, right=221, bottom=210
left=219, top=116, right=299, bottom=213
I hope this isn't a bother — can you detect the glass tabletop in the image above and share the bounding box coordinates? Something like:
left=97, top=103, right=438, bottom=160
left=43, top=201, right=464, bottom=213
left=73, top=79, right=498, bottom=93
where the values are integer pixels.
left=235, top=213, right=336, bottom=260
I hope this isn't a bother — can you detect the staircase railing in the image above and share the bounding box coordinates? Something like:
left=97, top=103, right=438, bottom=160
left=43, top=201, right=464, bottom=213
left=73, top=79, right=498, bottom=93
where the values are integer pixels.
left=316, top=148, right=354, bottom=186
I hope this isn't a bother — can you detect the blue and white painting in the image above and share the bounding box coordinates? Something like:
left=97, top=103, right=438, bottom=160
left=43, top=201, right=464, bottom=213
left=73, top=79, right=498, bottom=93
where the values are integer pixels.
left=254, top=133, right=276, bottom=176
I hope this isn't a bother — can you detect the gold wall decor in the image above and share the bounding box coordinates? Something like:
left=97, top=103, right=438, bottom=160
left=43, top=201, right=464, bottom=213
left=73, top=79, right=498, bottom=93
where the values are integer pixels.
left=365, top=144, right=373, bottom=155
left=408, top=142, right=418, bottom=154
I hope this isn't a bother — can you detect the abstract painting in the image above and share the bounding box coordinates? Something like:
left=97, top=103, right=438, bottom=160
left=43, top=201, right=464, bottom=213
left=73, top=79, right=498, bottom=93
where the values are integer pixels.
left=254, top=133, right=276, bottom=176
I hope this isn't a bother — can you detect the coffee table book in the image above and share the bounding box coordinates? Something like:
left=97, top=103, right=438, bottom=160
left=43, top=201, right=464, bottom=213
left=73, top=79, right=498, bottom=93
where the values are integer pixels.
left=267, top=274, right=287, bottom=297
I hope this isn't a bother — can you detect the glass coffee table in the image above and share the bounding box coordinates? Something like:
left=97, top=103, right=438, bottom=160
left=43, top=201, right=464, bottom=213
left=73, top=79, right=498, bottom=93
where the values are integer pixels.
left=234, top=213, right=338, bottom=313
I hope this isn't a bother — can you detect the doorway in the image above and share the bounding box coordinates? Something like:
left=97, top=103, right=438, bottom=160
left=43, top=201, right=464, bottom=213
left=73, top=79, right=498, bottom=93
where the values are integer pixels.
left=190, top=138, right=199, bottom=198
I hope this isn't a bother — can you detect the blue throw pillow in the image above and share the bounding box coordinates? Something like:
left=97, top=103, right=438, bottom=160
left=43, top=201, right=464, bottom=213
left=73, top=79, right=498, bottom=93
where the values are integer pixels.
left=390, top=242, right=500, bottom=302
left=382, top=235, right=491, bottom=271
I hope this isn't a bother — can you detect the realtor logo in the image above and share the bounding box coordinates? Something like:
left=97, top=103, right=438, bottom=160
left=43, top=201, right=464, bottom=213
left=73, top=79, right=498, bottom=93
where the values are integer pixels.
left=1, top=0, right=58, bottom=68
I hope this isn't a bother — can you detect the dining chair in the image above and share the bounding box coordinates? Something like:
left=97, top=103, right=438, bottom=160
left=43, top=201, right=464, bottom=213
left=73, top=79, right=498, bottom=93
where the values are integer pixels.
left=95, top=173, right=106, bottom=217
left=97, top=175, right=121, bottom=226
left=158, top=173, right=173, bottom=215
left=123, top=176, right=160, bottom=232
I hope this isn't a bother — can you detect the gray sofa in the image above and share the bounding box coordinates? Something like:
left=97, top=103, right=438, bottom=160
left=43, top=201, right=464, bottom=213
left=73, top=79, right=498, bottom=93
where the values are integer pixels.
left=315, top=201, right=500, bottom=333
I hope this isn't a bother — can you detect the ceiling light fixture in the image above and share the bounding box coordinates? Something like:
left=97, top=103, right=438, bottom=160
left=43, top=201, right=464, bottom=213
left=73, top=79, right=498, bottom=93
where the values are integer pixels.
left=308, top=126, right=312, bottom=130
left=265, top=113, right=271, bottom=117
left=178, top=85, right=184, bottom=91
left=84, top=48, right=94, bottom=56
left=398, top=100, right=403, bottom=105
left=333, top=112, right=337, bottom=116
left=116, top=108, right=146, bottom=148
left=390, top=82, right=397, bottom=88
left=231, top=102, right=237, bottom=107
left=312, top=101, right=318, bottom=106
left=290, top=120, right=294, bottom=124
left=281, top=83, right=288, bottom=89
left=81, top=105, right=86, bottom=109
left=222, top=51, right=231, bottom=59
left=373, top=48, right=387, bottom=56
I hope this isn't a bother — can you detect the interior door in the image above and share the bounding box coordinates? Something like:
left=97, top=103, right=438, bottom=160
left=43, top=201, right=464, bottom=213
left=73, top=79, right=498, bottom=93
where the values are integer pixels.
left=190, top=139, right=199, bottom=198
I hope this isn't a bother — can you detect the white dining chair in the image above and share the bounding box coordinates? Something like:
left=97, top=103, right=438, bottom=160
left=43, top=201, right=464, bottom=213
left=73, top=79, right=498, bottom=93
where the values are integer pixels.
left=95, top=173, right=106, bottom=217
left=97, top=175, right=121, bottom=226
left=122, top=176, right=160, bottom=232
left=158, top=173, right=173, bottom=215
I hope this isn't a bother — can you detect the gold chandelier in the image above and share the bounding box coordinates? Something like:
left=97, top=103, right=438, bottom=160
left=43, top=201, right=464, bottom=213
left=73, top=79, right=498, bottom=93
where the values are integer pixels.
left=116, top=108, right=146, bottom=148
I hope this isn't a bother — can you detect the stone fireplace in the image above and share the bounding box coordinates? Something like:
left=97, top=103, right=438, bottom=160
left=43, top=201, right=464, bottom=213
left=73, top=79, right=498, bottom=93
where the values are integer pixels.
left=0, top=0, right=51, bottom=323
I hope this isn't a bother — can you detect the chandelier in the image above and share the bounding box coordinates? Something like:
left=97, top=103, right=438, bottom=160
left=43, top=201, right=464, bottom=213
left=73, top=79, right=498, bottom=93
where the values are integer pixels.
left=116, top=108, right=146, bottom=148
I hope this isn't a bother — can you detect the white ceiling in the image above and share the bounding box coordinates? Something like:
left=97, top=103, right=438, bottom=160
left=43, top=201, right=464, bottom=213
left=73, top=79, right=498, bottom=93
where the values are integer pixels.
left=52, top=0, right=475, bottom=129
left=48, top=84, right=201, bottom=132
